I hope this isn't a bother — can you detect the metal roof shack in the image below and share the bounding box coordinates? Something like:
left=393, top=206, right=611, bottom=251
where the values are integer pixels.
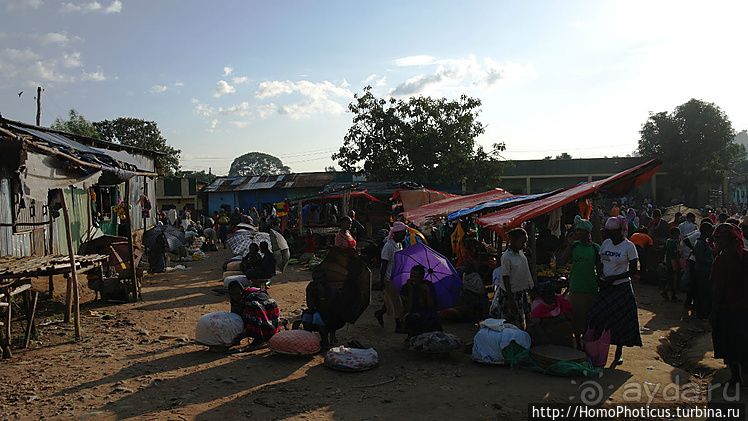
left=203, top=172, right=345, bottom=193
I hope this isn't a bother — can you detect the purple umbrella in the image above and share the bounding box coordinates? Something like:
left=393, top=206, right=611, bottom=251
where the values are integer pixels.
left=391, top=243, right=463, bottom=310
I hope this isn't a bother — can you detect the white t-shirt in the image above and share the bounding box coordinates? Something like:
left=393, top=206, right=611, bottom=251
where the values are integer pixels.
left=500, top=248, right=534, bottom=292
left=683, top=229, right=701, bottom=261
left=599, top=238, right=638, bottom=285
left=380, top=239, right=402, bottom=281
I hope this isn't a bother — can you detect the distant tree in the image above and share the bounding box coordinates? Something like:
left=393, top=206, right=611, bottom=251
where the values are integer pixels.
left=638, top=99, right=743, bottom=205
left=51, top=109, right=100, bottom=138
left=228, top=152, right=291, bottom=177
left=93, top=118, right=181, bottom=176
left=555, top=152, right=572, bottom=160
left=333, top=86, right=506, bottom=192
left=175, top=169, right=217, bottom=183
left=324, top=165, right=337, bottom=172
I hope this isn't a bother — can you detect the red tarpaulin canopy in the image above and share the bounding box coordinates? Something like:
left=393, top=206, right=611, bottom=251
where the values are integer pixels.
left=403, top=188, right=515, bottom=226
left=477, top=159, right=662, bottom=236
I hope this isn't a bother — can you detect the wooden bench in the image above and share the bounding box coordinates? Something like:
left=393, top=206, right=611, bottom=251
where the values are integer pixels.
left=0, top=279, right=39, bottom=359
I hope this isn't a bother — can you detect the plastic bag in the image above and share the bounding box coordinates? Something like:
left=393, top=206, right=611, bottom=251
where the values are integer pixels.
left=195, top=311, right=244, bottom=346
left=583, top=327, right=611, bottom=367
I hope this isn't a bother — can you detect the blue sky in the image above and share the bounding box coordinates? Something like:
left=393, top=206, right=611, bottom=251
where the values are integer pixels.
left=1, top=0, right=746, bottom=175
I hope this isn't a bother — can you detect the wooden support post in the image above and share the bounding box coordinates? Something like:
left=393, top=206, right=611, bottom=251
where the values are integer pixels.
left=591, top=197, right=602, bottom=244
left=48, top=214, right=54, bottom=298
left=527, top=220, right=537, bottom=284
left=60, top=189, right=81, bottom=339
left=23, top=289, right=38, bottom=348
left=298, top=199, right=304, bottom=233
left=124, top=180, right=138, bottom=301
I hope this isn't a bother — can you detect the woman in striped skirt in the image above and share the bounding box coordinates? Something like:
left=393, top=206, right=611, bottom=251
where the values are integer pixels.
left=586, top=216, right=642, bottom=367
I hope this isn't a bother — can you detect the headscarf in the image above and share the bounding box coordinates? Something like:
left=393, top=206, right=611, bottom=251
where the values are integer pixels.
left=387, top=221, right=408, bottom=240
left=714, top=223, right=744, bottom=256
left=573, top=215, right=593, bottom=232
left=604, top=215, right=628, bottom=238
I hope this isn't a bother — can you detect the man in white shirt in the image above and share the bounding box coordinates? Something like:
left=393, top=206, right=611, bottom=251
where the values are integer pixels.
left=374, top=222, right=408, bottom=332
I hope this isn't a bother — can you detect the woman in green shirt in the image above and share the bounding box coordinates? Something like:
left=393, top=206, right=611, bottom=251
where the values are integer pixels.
left=560, top=215, right=601, bottom=349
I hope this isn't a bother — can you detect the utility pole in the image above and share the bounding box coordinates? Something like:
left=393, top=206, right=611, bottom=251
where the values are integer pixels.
left=36, top=86, right=42, bottom=126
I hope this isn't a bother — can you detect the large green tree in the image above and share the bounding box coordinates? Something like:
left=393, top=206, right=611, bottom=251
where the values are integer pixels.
left=638, top=99, right=744, bottom=204
left=94, top=118, right=181, bottom=176
left=332, top=86, right=506, bottom=192
left=228, top=152, right=291, bottom=177
left=51, top=109, right=100, bottom=138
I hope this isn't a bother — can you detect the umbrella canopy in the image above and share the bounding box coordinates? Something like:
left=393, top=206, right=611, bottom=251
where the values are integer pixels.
left=269, top=229, right=290, bottom=272
left=227, top=229, right=272, bottom=257
left=662, top=204, right=704, bottom=224
left=143, top=224, right=185, bottom=252
left=79, top=235, right=128, bottom=255
left=315, top=247, right=371, bottom=324
left=391, top=243, right=462, bottom=311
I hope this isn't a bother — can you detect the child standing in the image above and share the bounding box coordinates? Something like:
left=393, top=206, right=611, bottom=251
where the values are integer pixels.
left=662, top=227, right=681, bottom=302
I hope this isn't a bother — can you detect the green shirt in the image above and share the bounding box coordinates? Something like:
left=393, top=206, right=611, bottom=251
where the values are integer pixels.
left=665, top=238, right=680, bottom=262
left=569, top=241, right=600, bottom=294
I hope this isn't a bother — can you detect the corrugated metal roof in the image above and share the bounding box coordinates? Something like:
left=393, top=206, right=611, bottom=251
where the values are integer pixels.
left=202, top=172, right=339, bottom=193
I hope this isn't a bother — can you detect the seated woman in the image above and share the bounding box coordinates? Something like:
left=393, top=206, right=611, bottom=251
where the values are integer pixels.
left=228, top=281, right=281, bottom=350
left=302, top=269, right=343, bottom=349
left=400, top=265, right=442, bottom=339
left=438, top=259, right=488, bottom=323
left=527, top=282, right=574, bottom=347
left=242, top=241, right=276, bottom=287
left=148, top=233, right=168, bottom=273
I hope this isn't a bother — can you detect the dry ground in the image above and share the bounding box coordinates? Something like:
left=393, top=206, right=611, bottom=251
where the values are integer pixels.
left=0, top=247, right=744, bottom=420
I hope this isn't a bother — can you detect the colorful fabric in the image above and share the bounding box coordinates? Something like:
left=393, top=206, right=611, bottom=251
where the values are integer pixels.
left=629, top=233, right=653, bottom=248
left=573, top=215, right=592, bottom=232
left=605, top=216, right=628, bottom=237
left=586, top=282, right=642, bottom=347
left=334, top=230, right=357, bottom=248
left=236, top=287, right=280, bottom=341
left=711, top=248, right=748, bottom=310
left=530, top=294, right=574, bottom=318
left=267, top=330, right=320, bottom=355
left=569, top=241, right=600, bottom=294
left=472, top=324, right=531, bottom=363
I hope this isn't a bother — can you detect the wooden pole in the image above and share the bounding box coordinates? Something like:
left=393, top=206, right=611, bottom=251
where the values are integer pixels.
left=124, top=180, right=138, bottom=301
left=527, top=220, right=537, bottom=284
left=48, top=211, right=55, bottom=298
left=36, top=87, right=41, bottom=126
left=60, top=188, right=81, bottom=339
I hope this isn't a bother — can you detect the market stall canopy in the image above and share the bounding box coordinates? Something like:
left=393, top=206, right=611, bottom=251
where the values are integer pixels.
left=446, top=192, right=555, bottom=221
left=290, top=190, right=381, bottom=205
left=477, top=159, right=662, bottom=237
left=391, top=188, right=458, bottom=212
left=403, top=188, right=515, bottom=226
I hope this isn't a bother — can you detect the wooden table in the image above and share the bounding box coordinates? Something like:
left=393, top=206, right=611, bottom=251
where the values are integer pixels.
left=0, top=254, right=108, bottom=358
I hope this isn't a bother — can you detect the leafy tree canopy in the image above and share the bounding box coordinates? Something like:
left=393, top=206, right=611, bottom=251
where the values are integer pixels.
left=638, top=99, right=744, bottom=204
left=228, top=152, right=291, bottom=177
left=93, top=117, right=181, bottom=176
left=332, top=86, right=506, bottom=192
left=174, top=169, right=217, bottom=183
left=51, top=109, right=100, bottom=139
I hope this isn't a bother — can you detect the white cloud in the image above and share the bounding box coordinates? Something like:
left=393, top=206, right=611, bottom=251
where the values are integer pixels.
left=230, top=121, right=248, bottom=128
left=62, top=51, right=81, bottom=68
left=2, top=48, right=41, bottom=63
left=5, top=0, right=43, bottom=11
left=389, top=55, right=535, bottom=96
left=174, top=82, right=184, bottom=87
left=218, top=101, right=250, bottom=117
left=192, top=101, right=215, bottom=116
left=213, top=80, right=236, bottom=97
left=256, top=104, right=277, bottom=119
left=37, top=32, right=69, bottom=46
left=79, top=70, right=106, bottom=81
left=375, top=76, right=387, bottom=86
left=150, top=85, right=168, bottom=93
left=59, top=1, right=121, bottom=13
left=104, top=0, right=120, bottom=13
left=341, top=79, right=350, bottom=88
left=209, top=119, right=219, bottom=130
left=395, top=55, right=436, bottom=66
left=232, top=76, right=248, bottom=84
left=363, top=73, right=387, bottom=86
left=254, top=80, right=352, bottom=119
left=223, top=66, right=233, bottom=77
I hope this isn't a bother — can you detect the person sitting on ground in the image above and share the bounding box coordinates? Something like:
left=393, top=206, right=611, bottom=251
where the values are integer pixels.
left=228, top=281, right=280, bottom=350
left=302, top=269, right=341, bottom=349
left=240, top=242, right=262, bottom=276
left=438, top=259, right=488, bottom=323
left=400, top=265, right=442, bottom=339
left=527, top=282, right=574, bottom=347
left=243, top=241, right=276, bottom=287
